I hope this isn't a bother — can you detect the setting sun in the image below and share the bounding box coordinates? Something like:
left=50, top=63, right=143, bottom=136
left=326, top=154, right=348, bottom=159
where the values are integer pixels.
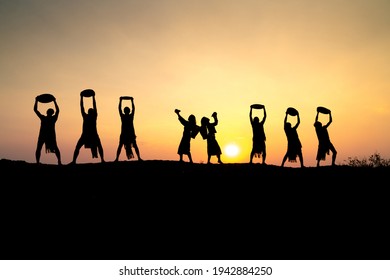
left=224, top=144, right=240, bottom=158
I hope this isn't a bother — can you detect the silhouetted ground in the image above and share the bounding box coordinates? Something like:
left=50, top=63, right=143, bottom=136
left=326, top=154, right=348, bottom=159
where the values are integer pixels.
left=1, top=159, right=389, bottom=260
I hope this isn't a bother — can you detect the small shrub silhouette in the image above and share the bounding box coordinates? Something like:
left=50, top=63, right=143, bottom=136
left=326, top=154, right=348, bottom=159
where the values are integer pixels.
left=345, top=152, right=390, bottom=167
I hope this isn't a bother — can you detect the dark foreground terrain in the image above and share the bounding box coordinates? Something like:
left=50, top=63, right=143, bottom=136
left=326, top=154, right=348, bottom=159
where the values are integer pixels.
left=1, top=159, right=389, bottom=260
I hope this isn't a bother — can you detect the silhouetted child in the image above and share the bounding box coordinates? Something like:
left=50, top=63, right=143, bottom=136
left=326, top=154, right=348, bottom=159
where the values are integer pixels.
left=200, top=112, right=223, bottom=164
left=281, top=109, right=304, bottom=168
left=174, top=109, right=199, bottom=163
left=249, top=105, right=267, bottom=164
left=71, top=91, right=105, bottom=164
left=115, top=96, right=142, bottom=161
left=34, top=96, right=62, bottom=165
left=314, top=109, right=337, bottom=167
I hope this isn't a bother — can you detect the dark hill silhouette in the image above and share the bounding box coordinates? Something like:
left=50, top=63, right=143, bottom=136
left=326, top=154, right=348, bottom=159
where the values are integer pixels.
left=1, top=159, right=389, bottom=260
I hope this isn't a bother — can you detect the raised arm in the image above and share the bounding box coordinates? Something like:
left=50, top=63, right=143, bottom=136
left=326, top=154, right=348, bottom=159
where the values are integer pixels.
left=249, top=107, right=253, bottom=122
left=293, top=112, right=300, bottom=129
left=174, top=108, right=182, bottom=118
left=314, top=111, right=319, bottom=125
left=261, top=106, right=267, bottom=124
left=130, top=97, right=135, bottom=115
left=118, top=97, right=123, bottom=115
left=92, top=95, right=97, bottom=114
left=211, top=112, right=218, bottom=125
left=53, top=98, right=59, bottom=117
left=34, top=98, right=39, bottom=114
left=33, top=98, right=43, bottom=118
left=80, top=95, right=86, bottom=116
left=175, top=109, right=186, bottom=125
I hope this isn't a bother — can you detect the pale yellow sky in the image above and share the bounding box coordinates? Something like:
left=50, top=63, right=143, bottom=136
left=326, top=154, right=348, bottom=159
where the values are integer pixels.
left=1, top=0, right=390, bottom=166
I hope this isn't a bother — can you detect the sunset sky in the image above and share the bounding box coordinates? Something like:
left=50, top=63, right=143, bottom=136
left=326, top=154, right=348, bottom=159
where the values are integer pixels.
left=1, top=0, right=389, bottom=167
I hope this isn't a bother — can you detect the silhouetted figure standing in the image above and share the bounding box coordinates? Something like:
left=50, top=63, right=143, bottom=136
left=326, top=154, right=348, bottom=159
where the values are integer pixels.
left=115, top=96, right=142, bottom=161
left=34, top=96, right=61, bottom=165
left=174, top=109, right=199, bottom=163
left=249, top=105, right=267, bottom=164
left=281, top=109, right=304, bottom=168
left=71, top=90, right=105, bottom=164
left=200, top=112, right=223, bottom=164
left=314, top=108, right=337, bottom=167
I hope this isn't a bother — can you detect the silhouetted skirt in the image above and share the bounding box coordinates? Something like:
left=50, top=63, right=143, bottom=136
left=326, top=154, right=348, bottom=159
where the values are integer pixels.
left=178, top=136, right=191, bottom=155
left=120, top=133, right=135, bottom=159
left=286, top=140, right=302, bottom=162
left=124, top=144, right=134, bottom=159
left=252, top=139, right=266, bottom=157
left=207, top=135, right=222, bottom=156
left=316, top=144, right=330, bottom=161
left=83, top=133, right=101, bottom=158
left=41, top=132, right=57, bottom=154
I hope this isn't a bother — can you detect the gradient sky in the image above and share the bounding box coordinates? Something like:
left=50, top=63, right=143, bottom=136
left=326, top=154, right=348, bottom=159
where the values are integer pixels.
left=1, top=0, right=390, bottom=166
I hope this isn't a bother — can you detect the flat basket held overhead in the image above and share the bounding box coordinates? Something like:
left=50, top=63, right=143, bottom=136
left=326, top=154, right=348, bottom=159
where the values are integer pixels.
left=286, top=107, right=298, bottom=116
left=80, top=89, right=95, bottom=97
left=317, top=106, right=330, bottom=114
left=36, top=93, right=55, bottom=103
left=251, top=104, right=264, bottom=109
